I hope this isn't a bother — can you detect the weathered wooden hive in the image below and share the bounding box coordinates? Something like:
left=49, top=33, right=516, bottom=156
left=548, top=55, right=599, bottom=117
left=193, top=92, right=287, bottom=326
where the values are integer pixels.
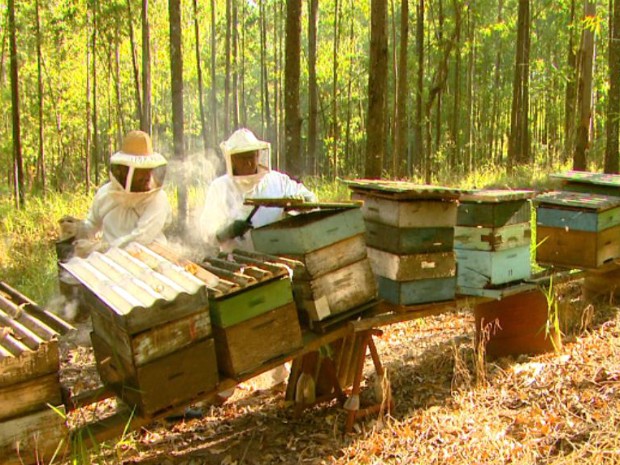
left=346, top=180, right=459, bottom=306
left=250, top=203, right=377, bottom=325
left=61, top=243, right=219, bottom=416
left=534, top=191, right=620, bottom=269
left=549, top=170, right=620, bottom=197
left=199, top=249, right=303, bottom=378
left=455, top=189, right=534, bottom=296
left=0, top=281, right=73, bottom=465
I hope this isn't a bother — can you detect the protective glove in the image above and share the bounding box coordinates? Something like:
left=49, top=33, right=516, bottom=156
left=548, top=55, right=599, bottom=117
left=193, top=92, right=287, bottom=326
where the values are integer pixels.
left=216, top=219, right=253, bottom=242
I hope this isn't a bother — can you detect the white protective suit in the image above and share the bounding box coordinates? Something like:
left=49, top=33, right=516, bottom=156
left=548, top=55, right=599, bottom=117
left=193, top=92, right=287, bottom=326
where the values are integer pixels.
left=200, top=128, right=316, bottom=252
left=82, top=131, right=172, bottom=249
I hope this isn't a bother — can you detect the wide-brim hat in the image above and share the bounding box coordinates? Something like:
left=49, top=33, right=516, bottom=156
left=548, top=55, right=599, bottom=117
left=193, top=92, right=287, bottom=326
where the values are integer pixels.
left=220, top=128, right=270, bottom=157
left=111, top=130, right=167, bottom=168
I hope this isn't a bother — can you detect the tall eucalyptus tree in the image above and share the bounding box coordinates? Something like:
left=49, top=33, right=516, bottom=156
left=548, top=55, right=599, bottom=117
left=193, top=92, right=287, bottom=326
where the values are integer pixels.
left=284, top=0, right=302, bottom=175
left=604, top=0, right=620, bottom=173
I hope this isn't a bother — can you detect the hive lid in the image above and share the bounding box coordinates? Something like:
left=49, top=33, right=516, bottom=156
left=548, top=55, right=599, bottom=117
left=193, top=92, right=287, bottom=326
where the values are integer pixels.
left=343, top=179, right=461, bottom=200
left=533, top=191, right=620, bottom=211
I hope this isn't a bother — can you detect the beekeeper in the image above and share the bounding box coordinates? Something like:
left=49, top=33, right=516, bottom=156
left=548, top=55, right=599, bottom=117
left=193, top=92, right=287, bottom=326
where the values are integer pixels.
left=66, top=130, right=172, bottom=256
left=199, top=127, right=316, bottom=253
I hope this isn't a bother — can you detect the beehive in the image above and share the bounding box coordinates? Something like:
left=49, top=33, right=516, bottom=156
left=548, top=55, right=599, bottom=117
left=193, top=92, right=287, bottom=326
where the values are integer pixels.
left=0, top=281, right=73, bottom=465
left=534, top=191, right=620, bottom=269
left=62, top=243, right=218, bottom=416
left=346, top=180, right=459, bottom=306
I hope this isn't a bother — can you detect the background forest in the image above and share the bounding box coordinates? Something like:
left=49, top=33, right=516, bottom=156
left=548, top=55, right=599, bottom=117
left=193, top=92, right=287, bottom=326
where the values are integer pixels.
left=1, top=0, right=619, bottom=207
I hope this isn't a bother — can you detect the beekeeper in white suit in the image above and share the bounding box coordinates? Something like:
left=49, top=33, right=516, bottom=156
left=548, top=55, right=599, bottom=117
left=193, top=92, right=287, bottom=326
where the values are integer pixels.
left=200, top=128, right=316, bottom=402
left=77, top=130, right=172, bottom=253
left=199, top=127, right=316, bottom=253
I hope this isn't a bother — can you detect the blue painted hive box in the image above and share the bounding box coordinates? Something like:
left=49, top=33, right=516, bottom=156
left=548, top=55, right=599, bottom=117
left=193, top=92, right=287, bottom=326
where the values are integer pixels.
left=534, top=191, right=620, bottom=269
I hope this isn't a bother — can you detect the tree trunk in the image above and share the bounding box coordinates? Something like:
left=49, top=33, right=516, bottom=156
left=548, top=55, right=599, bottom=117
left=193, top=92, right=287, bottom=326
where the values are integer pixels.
left=92, top=0, right=99, bottom=185
left=260, top=0, right=271, bottom=135
left=508, top=0, right=530, bottom=168
left=365, top=0, right=388, bottom=179
left=490, top=0, right=503, bottom=164
left=193, top=0, right=209, bottom=154
left=394, top=0, right=408, bottom=179
left=574, top=0, right=596, bottom=171
left=605, top=0, right=620, bottom=173
left=8, top=0, right=24, bottom=207
left=126, top=0, right=142, bottom=124
left=209, top=0, right=218, bottom=147
left=285, top=0, right=302, bottom=176
left=224, top=0, right=231, bottom=135
left=114, top=25, right=124, bottom=148
left=232, top=0, right=239, bottom=129
left=564, top=0, right=578, bottom=162
left=413, top=0, right=424, bottom=177
left=450, top=1, right=461, bottom=170
left=169, top=0, right=187, bottom=226
left=331, top=0, right=340, bottom=179
left=85, top=12, right=91, bottom=192
left=141, top=0, right=152, bottom=134
left=307, top=0, right=319, bottom=175
left=35, top=0, right=46, bottom=193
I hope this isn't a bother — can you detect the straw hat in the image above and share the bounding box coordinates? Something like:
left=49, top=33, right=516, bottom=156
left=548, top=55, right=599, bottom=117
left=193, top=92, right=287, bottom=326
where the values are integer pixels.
left=111, top=131, right=167, bottom=168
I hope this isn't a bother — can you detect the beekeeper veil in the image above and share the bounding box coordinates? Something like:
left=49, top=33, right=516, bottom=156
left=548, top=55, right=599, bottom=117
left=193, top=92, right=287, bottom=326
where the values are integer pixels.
left=220, top=128, right=271, bottom=190
left=110, top=130, right=167, bottom=193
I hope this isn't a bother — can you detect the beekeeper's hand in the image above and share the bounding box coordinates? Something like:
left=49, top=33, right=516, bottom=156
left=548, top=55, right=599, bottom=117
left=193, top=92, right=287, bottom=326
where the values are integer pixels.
left=216, top=220, right=253, bottom=242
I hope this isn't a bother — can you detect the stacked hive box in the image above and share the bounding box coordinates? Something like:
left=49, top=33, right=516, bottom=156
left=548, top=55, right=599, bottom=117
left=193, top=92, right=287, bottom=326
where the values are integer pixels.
left=200, top=250, right=303, bottom=378
left=534, top=191, right=620, bottom=269
left=251, top=206, right=377, bottom=326
left=455, top=190, right=534, bottom=296
left=347, top=180, right=460, bottom=306
left=0, top=282, right=73, bottom=465
left=62, top=243, right=219, bottom=417
left=549, top=170, right=620, bottom=197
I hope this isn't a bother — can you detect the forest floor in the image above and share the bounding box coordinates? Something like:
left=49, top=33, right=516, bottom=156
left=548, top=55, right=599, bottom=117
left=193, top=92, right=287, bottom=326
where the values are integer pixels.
left=56, top=278, right=620, bottom=465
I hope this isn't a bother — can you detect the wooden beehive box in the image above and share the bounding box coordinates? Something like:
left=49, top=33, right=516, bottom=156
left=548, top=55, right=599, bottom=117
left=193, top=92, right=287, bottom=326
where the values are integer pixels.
left=455, top=246, right=531, bottom=289
left=534, top=191, right=620, bottom=269
left=250, top=207, right=365, bottom=255
left=456, top=190, right=533, bottom=228
left=365, top=221, right=454, bottom=254
left=62, top=243, right=219, bottom=416
left=203, top=251, right=303, bottom=377
left=0, top=282, right=73, bottom=465
left=475, top=287, right=561, bottom=357
left=549, top=170, right=620, bottom=197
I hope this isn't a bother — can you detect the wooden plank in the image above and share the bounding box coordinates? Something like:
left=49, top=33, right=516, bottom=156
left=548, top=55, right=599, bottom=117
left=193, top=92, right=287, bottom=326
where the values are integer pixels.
left=92, top=333, right=219, bottom=416
left=549, top=170, right=620, bottom=188
left=91, top=308, right=212, bottom=367
left=454, top=223, right=531, bottom=251
left=353, top=194, right=458, bottom=228
left=285, top=234, right=368, bottom=279
left=457, top=200, right=531, bottom=228
left=344, top=179, right=461, bottom=200
left=455, top=246, right=531, bottom=288
left=536, top=204, right=620, bottom=232
left=251, top=207, right=365, bottom=255
left=536, top=224, right=620, bottom=269
left=533, top=190, right=620, bottom=210
left=377, top=276, right=457, bottom=306
left=367, top=248, right=456, bottom=281
left=0, top=372, right=62, bottom=421
left=210, top=277, right=293, bottom=328
left=365, top=222, right=454, bottom=254
left=0, top=407, right=67, bottom=465
left=0, top=341, right=59, bottom=387
left=213, top=302, right=303, bottom=377
left=293, top=258, right=377, bottom=321
left=458, top=189, right=536, bottom=202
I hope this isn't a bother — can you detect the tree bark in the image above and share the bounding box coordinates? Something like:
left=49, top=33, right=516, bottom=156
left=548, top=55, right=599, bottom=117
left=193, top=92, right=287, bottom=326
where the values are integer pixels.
left=141, top=0, right=152, bottom=134
left=193, top=0, right=209, bottom=154
left=413, top=0, right=424, bottom=178
left=574, top=0, right=596, bottom=171
left=394, top=0, right=408, bottom=178
left=307, top=0, right=319, bottom=175
left=169, top=0, right=188, bottom=226
left=92, top=0, right=99, bottom=185
left=126, top=0, right=142, bottom=124
left=8, top=0, right=24, bottom=207
left=35, top=0, right=46, bottom=193
left=224, top=0, right=231, bottom=135
left=331, top=0, right=340, bottom=179
left=605, top=0, right=620, bottom=173
left=284, top=0, right=302, bottom=176
left=209, top=0, right=218, bottom=147
left=365, top=0, right=388, bottom=179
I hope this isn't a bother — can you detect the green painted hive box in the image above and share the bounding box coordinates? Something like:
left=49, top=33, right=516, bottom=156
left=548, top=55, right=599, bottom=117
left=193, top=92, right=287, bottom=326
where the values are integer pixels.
left=457, top=190, right=534, bottom=228
left=365, top=221, right=454, bottom=254
left=251, top=207, right=365, bottom=255
left=377, top=276, right=457, bottom=306
left=209, top=276, right=294, bottom=328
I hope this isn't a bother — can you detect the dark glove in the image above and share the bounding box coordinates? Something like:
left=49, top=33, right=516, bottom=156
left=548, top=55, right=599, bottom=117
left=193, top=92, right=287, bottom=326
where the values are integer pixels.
left=216, top=220, right=253, bottom=241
